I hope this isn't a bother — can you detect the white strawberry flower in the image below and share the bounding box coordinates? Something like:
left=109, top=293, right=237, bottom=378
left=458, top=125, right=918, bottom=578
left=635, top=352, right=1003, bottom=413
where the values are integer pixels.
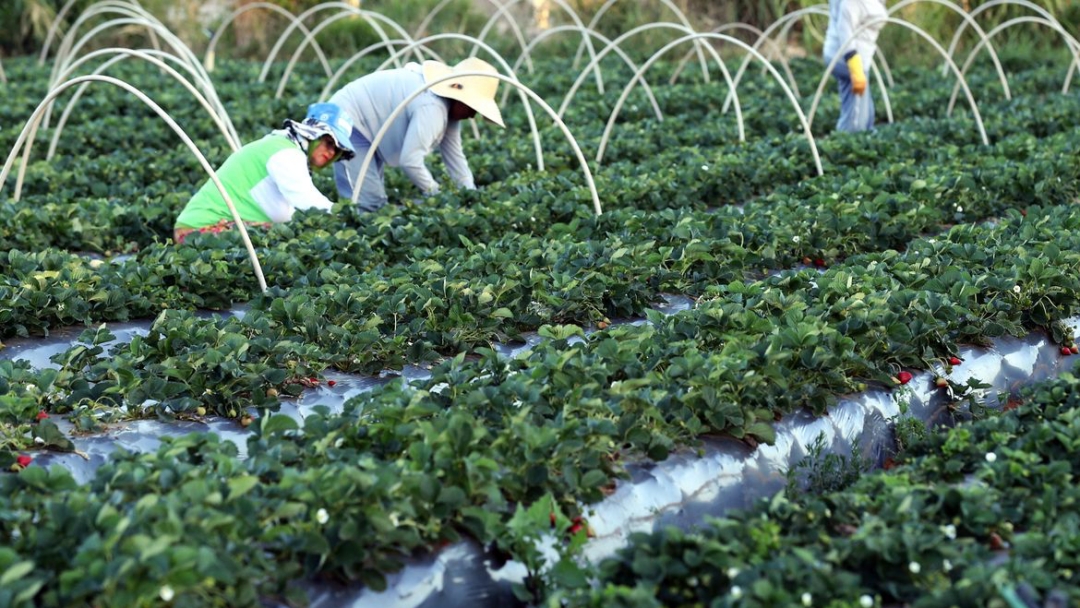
left=731, top=586, right=743, bottom=599
left=802, top=592, right=812, bottom=605
left=986, top=452, right=997, bottom=463
left=316, top=508, right=330, bottom=525
left=859, top=595, right=874, bottom=608
left=908, top=561, right=921, bottom=574
left=942, top=524, right=957, bottom=539
left=160, top=585, right=175, bottom=602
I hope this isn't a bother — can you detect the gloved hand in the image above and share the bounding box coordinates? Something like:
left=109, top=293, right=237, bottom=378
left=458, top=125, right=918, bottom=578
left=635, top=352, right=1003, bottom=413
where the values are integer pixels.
left=846, top=53, right=867, bottom=95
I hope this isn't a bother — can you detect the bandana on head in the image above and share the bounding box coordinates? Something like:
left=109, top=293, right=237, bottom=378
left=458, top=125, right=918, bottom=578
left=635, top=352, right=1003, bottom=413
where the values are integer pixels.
left=276, top=119, right=330, bottom=153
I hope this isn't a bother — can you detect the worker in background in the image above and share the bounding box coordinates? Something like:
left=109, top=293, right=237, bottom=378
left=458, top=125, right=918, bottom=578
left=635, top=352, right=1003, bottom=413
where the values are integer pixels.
left=823, top=0, right=888, bottom=132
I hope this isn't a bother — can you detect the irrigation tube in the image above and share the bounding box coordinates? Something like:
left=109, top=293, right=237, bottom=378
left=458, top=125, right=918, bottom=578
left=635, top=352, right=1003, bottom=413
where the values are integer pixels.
left=947, top=16, right=1080, bottom=112
left=595, top=32, right=822, bottom=177
left=0, top=75, right=269, bottom=293
left=506, top=26, right=664, bottom=122
left=572, top=0, right=710, bottom=84
left=203, top=1, right=332, bottom=76
left=413, top=0, right=535, bottom=75
left=559, top=24, right=745, bottom=145
left=473, top=0, right=605, bottom=94
left=258, top=3, right=420, bottom=83
left=806, top=17, right=989, bottom=147
left=890, top=0, right=1011, bottom=102
left=370, top=35, right=544, bottom=172
left=348, top=71, right=603, bottom=216
left=43, top=50, right=242, bottom=167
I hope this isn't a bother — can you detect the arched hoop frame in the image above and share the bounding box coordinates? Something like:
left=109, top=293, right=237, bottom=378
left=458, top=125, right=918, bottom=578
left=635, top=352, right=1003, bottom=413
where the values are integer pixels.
left=0, top=75, right=268, bottom=292
left=806, top=17, right=989, bottom=146
left=945, top=0, right=1079, bottom=91
left=947, top=17, right=1080, bottom=115
left=506, top=25, right=663, bottom=122
left=349, top=72, right=602, bottom=216
left=40, top=0, right=158, bottom=66
left=557, top=23, right=745, bottom=146
left=45, top=48, right=242, bottom=165
left=318, top=39, right=446, bottom=103
left=369, top=34, right=545, bottom=171
left=258, top=3, right=421, bottom=83
left=595, top=32, right=822, bottom=177
left=203, top=1, right=332, bottom=76
left=573, top=0, right=711, bottom=83
left=274, top=8, right=423, bottom=99
left=889, top=0, right=1011, bottom=101
left=472, top=0, right=605, bottom=94
left=413, top=0, right=534, bottom=74
left=670, top=22, right=799, bottom=92
left=45, top=16, right=208, bottom=131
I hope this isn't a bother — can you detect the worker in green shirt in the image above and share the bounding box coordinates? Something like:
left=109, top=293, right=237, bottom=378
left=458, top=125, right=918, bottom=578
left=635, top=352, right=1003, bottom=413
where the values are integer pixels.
left=174, top=102, right=356, bottom=243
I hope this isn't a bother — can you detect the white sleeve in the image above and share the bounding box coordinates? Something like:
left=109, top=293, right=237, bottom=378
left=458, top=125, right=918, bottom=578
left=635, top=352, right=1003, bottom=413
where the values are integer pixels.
left=265, top=148, right=335, bottom=213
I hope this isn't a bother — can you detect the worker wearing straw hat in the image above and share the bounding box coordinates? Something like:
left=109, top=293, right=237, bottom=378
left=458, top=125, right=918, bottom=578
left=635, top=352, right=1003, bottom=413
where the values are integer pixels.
left=327, top=57, right=505, bottom=212
left=823, top=0, right=887, bottom=132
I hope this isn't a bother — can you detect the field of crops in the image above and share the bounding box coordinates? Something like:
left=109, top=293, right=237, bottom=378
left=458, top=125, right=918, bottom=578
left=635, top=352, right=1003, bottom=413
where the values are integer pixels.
left=2, top=2, right=1080, bottom=607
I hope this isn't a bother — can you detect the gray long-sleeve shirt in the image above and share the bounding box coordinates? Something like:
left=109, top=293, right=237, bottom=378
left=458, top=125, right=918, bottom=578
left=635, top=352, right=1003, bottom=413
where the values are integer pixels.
left=328, top=63, right=474, bottom=196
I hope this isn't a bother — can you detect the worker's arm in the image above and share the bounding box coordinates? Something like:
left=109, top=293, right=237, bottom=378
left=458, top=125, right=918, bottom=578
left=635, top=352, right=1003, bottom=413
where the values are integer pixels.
left=398, top=106, right=446, bottom=194
left=439, top=121, right=475, bottom=190
left=263, top=148, right=334, bottom=221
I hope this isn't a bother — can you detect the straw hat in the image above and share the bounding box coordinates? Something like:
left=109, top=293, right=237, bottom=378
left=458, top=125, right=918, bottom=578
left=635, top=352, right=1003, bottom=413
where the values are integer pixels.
left=423, top=58, right=505, bottom=128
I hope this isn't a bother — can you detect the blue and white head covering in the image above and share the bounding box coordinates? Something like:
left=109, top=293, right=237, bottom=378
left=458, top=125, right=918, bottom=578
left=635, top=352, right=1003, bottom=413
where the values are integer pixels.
left=280, top=102, right=357, bottom=161
left=304, top=102, right=356, bottom=159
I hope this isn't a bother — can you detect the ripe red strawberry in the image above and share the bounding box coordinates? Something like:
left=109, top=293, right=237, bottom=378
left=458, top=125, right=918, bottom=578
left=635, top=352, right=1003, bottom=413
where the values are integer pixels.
left=897, top=371, right=913, bottom=384
left=814, top=258, right=826, bottom=268
left=1062, top=346, right=1072, bottom=356
left=35, top=411, right=49, bottom=421
left=948, top=356, right=962, bottom=366
left=327, top=380, right=337, bottom=387
left=16, top=454, right=32, bottom=467
left=1072, top=346, right=1079, bottom=355
left=568, top=523, right=584, bottom=535
left=988, top=532, right=1006, bottom=551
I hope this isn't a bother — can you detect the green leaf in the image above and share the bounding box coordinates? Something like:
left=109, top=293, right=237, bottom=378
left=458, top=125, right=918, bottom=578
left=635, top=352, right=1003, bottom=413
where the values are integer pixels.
left=0, top=560, right=34, bottom=586
left=227, top=475, right=260, bottom=501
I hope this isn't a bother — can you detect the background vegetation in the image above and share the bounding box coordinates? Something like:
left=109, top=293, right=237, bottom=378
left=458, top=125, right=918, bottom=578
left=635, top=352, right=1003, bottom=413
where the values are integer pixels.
left=2, top=0, right=1078, bottom=66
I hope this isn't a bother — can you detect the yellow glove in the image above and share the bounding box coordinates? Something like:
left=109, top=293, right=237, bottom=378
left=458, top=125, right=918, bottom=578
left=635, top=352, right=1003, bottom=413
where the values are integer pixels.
left=846, top=53, right=867, bottom=95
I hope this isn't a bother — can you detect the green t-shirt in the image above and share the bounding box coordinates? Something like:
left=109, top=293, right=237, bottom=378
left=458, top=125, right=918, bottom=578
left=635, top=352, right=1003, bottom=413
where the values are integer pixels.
left=175, top=135, right=296, bottom=229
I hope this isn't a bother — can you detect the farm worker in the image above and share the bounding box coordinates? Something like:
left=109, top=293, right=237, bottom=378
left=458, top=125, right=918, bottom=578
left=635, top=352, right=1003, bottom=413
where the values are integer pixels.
left=173, top=102, right=356, bottom=243
left=326, top=57, right=505, bottom=212
left=823, top=0, right=887, bottom=132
